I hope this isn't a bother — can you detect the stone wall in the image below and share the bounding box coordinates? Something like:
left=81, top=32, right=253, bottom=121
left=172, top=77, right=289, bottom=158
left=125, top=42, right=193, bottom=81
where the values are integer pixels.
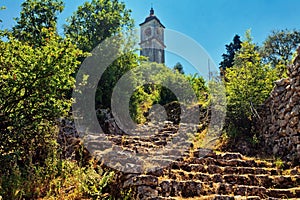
left=258, top=47, right=300, bottom=164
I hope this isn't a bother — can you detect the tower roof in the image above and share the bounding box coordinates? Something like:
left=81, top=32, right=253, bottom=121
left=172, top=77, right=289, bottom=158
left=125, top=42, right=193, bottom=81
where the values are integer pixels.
left=139, top=7, right=165, bottom=28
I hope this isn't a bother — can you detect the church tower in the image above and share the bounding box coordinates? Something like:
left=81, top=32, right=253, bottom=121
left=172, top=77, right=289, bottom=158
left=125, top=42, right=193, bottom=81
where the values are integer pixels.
left=139, top=8, right=166, bottom=64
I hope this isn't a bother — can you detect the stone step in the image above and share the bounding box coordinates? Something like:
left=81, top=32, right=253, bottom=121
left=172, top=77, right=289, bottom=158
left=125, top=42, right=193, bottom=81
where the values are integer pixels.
left=181, top=195, right=261, bottom=200
left=187, top=157, right=274, bottom=168
left=148, top=197, right=176, bottom=200
left=193, top=151, right=244, bottom=161
left=170, top=162, right=279, bottom=175
left=152, top=196, right=261, bottom=200
left=193, top=150, right=274, bottom=166
left=166, top=170, right=300, bottom=188
left=184, top=149, right=273, bottom=167
left=158, top=180, right=300, bottom=198
left=223, top=166, right=278, bottom=175
left=158, top=180, right=204, bottom=197
left=158, top=180, right=267, bottom=198
left=266, top=187, right=300, bottom=199
left=235, top=174, right=300, bottom=189
left=218, top=184, right=266, bottom=197
left=283, top=166, right=300, bottom=175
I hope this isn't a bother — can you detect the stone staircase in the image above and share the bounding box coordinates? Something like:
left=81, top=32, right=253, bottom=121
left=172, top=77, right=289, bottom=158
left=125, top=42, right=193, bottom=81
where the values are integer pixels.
left=58, top=119, right=300, bottom=199
left=122, top=150, right=300, bottom=200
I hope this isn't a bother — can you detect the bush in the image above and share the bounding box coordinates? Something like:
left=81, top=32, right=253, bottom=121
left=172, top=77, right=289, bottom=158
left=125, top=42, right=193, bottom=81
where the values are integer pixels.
left=225, top=30, right=277, bottom=136
left=0, top=29, right=82, bottom=165
left=0, top=29, right=83, bottom=199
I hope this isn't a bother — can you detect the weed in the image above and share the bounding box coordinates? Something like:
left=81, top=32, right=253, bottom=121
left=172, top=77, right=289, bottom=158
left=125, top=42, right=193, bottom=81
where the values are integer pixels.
left=121, top=188, right=132, bottom=200
left=0, top=142, right=115, bottom=200
left=275, top=158, right=284, bottom=169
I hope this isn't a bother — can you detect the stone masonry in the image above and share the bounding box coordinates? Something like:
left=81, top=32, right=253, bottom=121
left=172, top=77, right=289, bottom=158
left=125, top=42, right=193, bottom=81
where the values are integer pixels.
left=258, top=47, right=300, bottom=164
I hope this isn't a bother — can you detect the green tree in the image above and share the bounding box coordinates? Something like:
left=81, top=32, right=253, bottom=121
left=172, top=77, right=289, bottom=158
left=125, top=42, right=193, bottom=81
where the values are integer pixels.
left=1, top=0, right=78, bottom=165
left=64, top=0, right=139, bottom=111
left=128, top=63, right=207, bottom=123
left=173, top=62, right=184, bottom=74
left=129, top=63, right=176, bottom=123
left=260, top=29, right=300, bottom=77
left=64, top=0, right=133, bottom=53
left=219, top=34, right=242, bottom=76
left=225, top=30, right=276, bottom=135
left=130, top=83, right=162, bottom=124
left=12, top=0, right=64, bottom=46
left=186, top=74, right=208, bottom=103
left=95, top=52, right=142, bottom=109
left=0, top=30, right=82, bottom=165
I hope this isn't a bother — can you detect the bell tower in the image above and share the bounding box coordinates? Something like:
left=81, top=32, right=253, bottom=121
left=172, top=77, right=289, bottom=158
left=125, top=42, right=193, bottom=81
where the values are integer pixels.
left=139, top=8, right=166, bottom=64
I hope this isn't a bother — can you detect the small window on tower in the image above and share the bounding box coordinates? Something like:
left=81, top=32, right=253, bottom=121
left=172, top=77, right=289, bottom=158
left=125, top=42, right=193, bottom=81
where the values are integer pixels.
left=145, top=27, right=152, bottom=37
left=156, top=28, right=160, bottom=35
left=158, top=51, right=162, bottom=63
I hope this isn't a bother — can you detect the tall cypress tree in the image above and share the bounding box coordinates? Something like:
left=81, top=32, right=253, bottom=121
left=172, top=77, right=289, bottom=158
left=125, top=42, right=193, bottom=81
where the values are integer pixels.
left=219, top=35, right=242, bottom=77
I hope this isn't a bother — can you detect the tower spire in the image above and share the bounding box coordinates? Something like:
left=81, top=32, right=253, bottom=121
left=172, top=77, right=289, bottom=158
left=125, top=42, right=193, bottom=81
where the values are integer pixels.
left=150, top=5, right=154, bottom=16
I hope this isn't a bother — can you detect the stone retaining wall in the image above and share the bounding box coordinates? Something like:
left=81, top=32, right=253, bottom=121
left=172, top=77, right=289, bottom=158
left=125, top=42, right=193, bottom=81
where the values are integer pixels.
left=258, top=47, right=300, bottom=164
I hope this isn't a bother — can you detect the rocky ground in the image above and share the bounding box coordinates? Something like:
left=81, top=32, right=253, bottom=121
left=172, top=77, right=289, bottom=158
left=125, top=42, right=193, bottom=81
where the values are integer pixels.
left=123, top=149, right=300, bottom=199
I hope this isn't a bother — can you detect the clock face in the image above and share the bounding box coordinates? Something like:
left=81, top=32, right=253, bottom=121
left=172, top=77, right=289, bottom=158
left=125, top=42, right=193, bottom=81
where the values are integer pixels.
left=145, top=27, right=152, bottom=37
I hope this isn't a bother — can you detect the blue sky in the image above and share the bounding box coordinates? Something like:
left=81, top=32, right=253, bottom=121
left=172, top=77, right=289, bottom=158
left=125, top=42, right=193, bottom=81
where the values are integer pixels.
left=0, top=0, right=299, bottom=76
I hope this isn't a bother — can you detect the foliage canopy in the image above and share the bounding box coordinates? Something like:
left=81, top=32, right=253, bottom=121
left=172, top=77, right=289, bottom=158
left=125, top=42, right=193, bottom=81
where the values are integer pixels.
left=225, top=30, right=277, bottom=136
